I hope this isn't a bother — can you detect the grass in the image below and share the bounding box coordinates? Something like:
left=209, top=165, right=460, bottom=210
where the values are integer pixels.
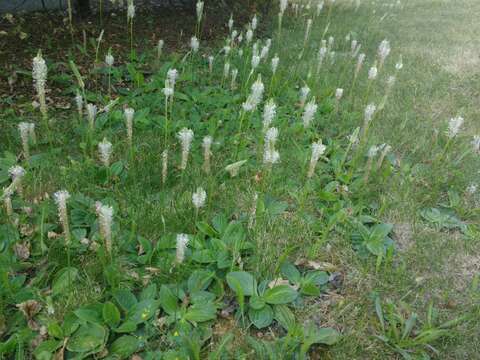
left=1, top=0, right=479, bottom=359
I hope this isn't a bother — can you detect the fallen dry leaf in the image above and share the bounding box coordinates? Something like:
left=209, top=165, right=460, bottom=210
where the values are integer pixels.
left=13, top=242, right=30, bottom=260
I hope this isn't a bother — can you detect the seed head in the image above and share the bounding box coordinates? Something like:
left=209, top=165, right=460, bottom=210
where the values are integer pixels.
left=302, top=98, right=318, bottom=128
left=446, top=116, right=464, bottom=138
left=192, top=187, right=207, bottom=209
left=395, top=55, right=403, bottom=70
left=378, top=39, right=391, bottom=65
left=263, top=99, right=277, bottom=131
left=368, top=65, right=378, bottom=80
left=251, top=55, right=260, bottom=69
left=167, top=68, right=178, bottom=87
left=9, top=165, right=25, bottom=180
left=105, top=53, right=114, bottom=67
left=246, top=29, right=253, bottom=43
left=177, top=128, right=194, bottom=170
left=124, top=107, right=135, bottom=144
left=316, top=1, right=324, bottom=15
left=98, top=138, right=113, bottom=167
left=472, top=135, right=480, bottom=153
left=75, top=91, right=83, bottom=116
left=335, top=88, right=344, bottom=100
left=190, top=36, right=200, bottom=53
left=202, top=136, right=213, bottom=174
left=32, top=51, right=47, bottom=91
left=196, top=0, right=204, bottom=23
left=354, top=53, right=366, bottom=77
left=263, top=127, right=280, bottom=166
left=368, top=145, right=381, bottom=158
left=308, top=140, right=326, bottom=178
left=251, top=15, right=258, bottom=30
left=127, top=2, right=135, bottom=19
left=300, top=85, right=310, bottom=106
left=87, top=103, right=97, bottom=130
left=97, top=202, right=114, bottom=254
left=176, top=234, right=189, bottom=263
left=54, top=190, right=71, bottom=242
left=157, top=39, right=164, bottom=57
left=242, top=75, right=264, bottom=112
left=271, top=54, right=279, bottom=74
left=364, top=103, right=376, bottom=124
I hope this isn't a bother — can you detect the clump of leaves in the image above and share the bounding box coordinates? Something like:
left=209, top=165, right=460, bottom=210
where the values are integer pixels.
left=374, top=296, right=469, bottom=359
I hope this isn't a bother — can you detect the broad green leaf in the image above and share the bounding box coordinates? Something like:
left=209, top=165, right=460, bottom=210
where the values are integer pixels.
left=126, top=299, right=160, bottom=324
left=304, top=271, right=329, bottom=286
left=274, top=304, right=296, bottom=331
left=109, top=335, right=139, bottom=359
left=67, top=323, right=106, bottom=353
left=263, top=285, right=298, bottom=304
left=226, top=271, right=257, bottom=297
left=159, top=285, right=179, bottom=315
left=212, top=213, right=228, bottom=234
left=313, top=327, right=341, bottom=345
left=62, top=312, right=80, bottom=336
left=33, top=340, right=63, bottom=359
left=114, top=321, right=137, bottom=333
left=113, top=289, right=138, bottom=312
left=110, top=161, right=124, bottom=176
left=47, top=322, right=63, bottom=339
left=52, top=267, right=78, bottom=296
left=249, top=304, right=274, bottom=329
left=280, top=262, right=301, bottom=284
left=139, top=283, right=157, bottom=301
left=187, top=270, right=214, bottom=293
left=301, top=325, right=340, bottom=356
left=249, top=296, right=266, bottom=310
left=222, top=222, right=246, bottom=248
left=74, top=305, right=102, bottom=324
left=102, top=302, right=121, bottom=328
left=300, top=281, right=321, bottom=296
left=190, top=290, right=216, bottom=304
left=208, top=334, right=234, bottom=360
left=366, top=223, right=392, bottom=256
left=420, top=207, right=465, bottom=231
left=191, top=249, right=216, bottom=263
left=72, top=228, right=87, bottom=242
left=265, top=198, right=288, bottom=216
left=184, top=303, right=217, bottom=323
left=196, top=221, right=218, bottom=237
left=370, top=223, right=393, bottom=240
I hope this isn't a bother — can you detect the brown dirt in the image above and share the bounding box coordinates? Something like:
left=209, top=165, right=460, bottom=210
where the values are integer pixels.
left=0, top=1, right=256, bottom=100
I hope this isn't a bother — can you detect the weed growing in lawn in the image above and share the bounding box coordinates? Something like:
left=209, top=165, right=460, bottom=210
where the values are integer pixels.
left=0, top=0, right=479, bottom=358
